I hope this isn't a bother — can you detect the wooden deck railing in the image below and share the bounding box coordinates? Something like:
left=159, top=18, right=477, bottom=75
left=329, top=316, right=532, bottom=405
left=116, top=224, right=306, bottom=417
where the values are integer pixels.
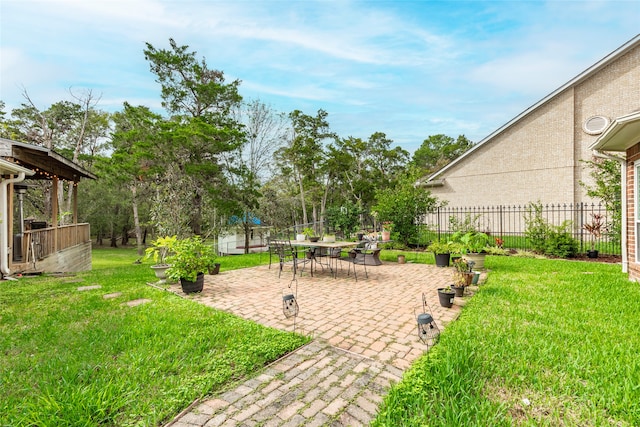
left=23, top=223, right=91, bottom=261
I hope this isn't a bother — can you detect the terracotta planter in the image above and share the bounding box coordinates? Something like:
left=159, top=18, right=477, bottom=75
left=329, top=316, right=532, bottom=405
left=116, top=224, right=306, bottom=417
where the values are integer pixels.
left=397, top=255, right=406, bottom=264
left=381, top=231, right=391, bottom=241
left=462, top=272, right=474, bottom=286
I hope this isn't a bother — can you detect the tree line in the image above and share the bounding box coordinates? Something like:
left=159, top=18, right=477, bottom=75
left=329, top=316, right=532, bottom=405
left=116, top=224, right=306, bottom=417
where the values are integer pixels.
left=0, top=38, right=475, bottom=254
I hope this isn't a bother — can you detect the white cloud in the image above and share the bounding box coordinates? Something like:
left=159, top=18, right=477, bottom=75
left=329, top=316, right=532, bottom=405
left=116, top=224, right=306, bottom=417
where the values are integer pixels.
left=1, top=0, right=638, bottom=152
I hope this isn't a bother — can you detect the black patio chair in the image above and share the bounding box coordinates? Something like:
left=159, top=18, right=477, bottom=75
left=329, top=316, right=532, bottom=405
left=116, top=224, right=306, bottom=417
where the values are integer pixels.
left=340, top=247, right=367, bottom=281
left=276, top=240, right=310, bottom=278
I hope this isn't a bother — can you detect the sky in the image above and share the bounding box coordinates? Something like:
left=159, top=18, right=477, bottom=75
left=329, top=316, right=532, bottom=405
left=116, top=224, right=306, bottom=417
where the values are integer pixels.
left=1, top=0, right=639, bottom=154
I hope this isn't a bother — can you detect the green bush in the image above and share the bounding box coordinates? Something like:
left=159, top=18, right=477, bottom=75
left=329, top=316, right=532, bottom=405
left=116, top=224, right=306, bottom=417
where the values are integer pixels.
left=524, top=201, right=551, bottom=252
left=448, top=212, right=481, bottom=234
left=545, top=221, right=579, bottom=257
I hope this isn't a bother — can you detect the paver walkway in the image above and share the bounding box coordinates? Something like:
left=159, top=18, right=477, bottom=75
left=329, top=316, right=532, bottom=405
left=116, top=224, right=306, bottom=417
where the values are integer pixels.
left=165, top=260, right=474, bottom=426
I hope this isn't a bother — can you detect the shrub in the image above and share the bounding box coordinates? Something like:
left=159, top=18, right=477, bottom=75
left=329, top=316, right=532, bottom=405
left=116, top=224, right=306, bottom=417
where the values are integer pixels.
left=524, top=201, right=551, bottom=252
left=545, top=221, right=579, bottom=258
left=448, top=213, right=481, bottom=234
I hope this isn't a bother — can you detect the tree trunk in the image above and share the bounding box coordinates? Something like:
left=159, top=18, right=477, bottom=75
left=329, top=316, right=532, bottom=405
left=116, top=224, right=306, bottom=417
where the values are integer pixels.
left=65, top=182, right=74, bottom=223
left=130, top=183, right=144, bottom=256
left=291, top=164, right=308, bottom=225
left=121, top=226, right=129, bottom=246
left=320, top=175, right=331, bottom=233
left=244, top=219, right=251, bottom=255
left=57, top=179, right=64, bottom=224
left=191, top=192, right=202, bottom=235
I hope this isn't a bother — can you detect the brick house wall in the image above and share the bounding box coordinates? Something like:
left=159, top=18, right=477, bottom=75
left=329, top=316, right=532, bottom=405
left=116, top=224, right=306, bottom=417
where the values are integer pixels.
left=429, top=41, right=640, bottom=207
left=626, top=143, right=640, bottom=281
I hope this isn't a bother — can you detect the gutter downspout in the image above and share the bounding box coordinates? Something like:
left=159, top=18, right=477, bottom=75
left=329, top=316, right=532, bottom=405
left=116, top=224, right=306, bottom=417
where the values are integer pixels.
left=593, top=151, right=627, bottom=273
left=1, top=172, right=27, bottom=277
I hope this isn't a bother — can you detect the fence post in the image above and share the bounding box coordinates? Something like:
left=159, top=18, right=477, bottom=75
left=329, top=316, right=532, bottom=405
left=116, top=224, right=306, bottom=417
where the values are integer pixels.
left=437, top=206, right=442, bottom=242
left=499, top=205, right=504, bottom=240
left=579, top=202, right=584, bottom=253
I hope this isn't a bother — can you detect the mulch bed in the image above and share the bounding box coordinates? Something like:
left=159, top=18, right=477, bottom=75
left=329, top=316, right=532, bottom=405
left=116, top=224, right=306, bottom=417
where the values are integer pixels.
left=571, top=254, right=621, bottom=264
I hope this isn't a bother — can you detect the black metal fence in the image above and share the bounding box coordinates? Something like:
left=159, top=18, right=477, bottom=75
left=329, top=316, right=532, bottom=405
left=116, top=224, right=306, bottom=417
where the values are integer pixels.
left=422, top=203, right=621, bottom=256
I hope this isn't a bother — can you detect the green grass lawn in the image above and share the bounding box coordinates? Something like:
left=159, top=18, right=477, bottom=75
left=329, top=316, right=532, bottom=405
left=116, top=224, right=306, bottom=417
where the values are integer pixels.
left=373, top=255, right=640, bottom=426
left=0, top=247, right=308, bottom=426
left=4, top=246, right=638, bottom=426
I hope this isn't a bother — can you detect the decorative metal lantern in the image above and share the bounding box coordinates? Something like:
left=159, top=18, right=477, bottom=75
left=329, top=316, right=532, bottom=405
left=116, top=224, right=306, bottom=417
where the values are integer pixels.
left=282, top=278, right=299, bottom=319
left=282, top=292, right=299, bottom=318
left=416, top=293, right=439, bottom=346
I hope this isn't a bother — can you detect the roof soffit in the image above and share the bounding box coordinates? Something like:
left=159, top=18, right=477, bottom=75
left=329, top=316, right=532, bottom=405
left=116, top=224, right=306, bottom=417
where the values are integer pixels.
left=0, top=138, right=96, bottom=181
left=0, top=158, right=36, bottom=176
left=590, top=111, right=640, bottom=152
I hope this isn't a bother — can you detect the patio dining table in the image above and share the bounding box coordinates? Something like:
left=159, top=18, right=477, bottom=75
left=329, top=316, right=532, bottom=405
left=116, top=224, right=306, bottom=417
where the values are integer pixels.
left=289, top=240, right=360, bottom=278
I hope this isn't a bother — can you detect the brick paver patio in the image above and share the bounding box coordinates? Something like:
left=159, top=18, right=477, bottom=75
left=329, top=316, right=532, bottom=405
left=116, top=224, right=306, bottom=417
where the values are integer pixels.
left=165, top=260, right=473, bottom=426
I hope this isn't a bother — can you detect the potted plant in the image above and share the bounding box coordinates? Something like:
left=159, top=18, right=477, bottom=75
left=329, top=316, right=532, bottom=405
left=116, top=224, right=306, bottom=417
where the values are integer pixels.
left=427, top=240, right=453, bottom=267
left=208, top=260, right=221, bottom=275
left=381, top=222, right=393, bottom=241
left=322, top=233, right=336, bottom=243
left=583, top=213, right=606, bottom=258
left=166, top=236, right=216, bottom=293
left=452, top=257, right=474, bottom=296
left=144, top=235, right=178, bottom=284
left=437, top=285, right=455, bottom=308
left=454, top=231, right=491, bottom=269
left=303, top=227, right=319, bottom=242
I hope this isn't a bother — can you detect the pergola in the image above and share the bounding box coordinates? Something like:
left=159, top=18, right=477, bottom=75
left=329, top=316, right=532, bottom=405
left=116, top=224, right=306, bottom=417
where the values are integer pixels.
left=0, top=138, right=96, bottom=276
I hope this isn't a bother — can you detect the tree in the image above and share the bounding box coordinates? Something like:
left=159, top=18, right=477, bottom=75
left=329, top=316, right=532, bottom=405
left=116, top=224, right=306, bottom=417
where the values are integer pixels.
left=78, top=159, right=134, bottom=248
left=365, top=132, right=410, bottom=187
left=144, top=38, right=244, bottom=235
left=235, top=99, right=289, bottom=183
left=0, top=101, right=19, bottom=139
left=258, top=177, right=300, bottom=231
left=372, top=168, right=439, bottom=246
left=110, top=103, right=166, bottom=253
left=223, top=100, right=289, bottom=253
left=580, top=157, right=622, bottom=244
left=412, top=134, right=474, bottom=174
left=6, top=90, right=110, bottom=224
left=326, top=132, right=409, bottom=231
left=275, top=109, right=335, bottom=229
left=325, top=200, right=361, bottom=237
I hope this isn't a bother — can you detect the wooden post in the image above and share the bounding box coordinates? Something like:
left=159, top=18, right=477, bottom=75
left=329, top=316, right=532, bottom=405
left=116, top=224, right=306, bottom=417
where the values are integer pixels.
left=52, top=176, right=59, bottom=251
left=73, top=181, right=78, bottom=224
left=73, top=182, right=79, bottom=246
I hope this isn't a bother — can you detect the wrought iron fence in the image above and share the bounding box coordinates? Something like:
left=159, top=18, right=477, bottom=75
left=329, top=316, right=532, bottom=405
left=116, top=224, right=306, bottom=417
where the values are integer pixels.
left=422, top=203, right=621, bottom=256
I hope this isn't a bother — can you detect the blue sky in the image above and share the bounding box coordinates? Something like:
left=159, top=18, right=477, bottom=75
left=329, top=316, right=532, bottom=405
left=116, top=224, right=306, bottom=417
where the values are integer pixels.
left=1, top=0, right=638, bottom=153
